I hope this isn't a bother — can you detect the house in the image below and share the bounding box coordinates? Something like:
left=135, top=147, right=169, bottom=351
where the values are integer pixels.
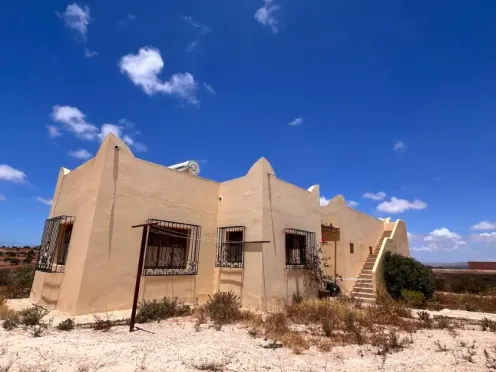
left=30, top=134, right=410, bottom=314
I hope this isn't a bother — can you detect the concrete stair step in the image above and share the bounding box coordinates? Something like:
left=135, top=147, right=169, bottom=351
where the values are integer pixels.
left=352, top=288, right=374, bottom=294
left=351, top=292, right=375, bottom=299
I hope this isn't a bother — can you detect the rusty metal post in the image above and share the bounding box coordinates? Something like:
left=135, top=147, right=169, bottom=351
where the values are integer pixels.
left=129, top=224, right=149, bottom=332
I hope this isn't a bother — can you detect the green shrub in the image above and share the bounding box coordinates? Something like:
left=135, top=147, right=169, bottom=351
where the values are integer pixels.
left=383, top=252, right=435, bottom=300
left=205, top=291, right=241, bottom=326
left=136, top=297, right=191, bottom=323
left=401, top=289, right=426, bottom=307
left=57, top=318, right=75, bottom=331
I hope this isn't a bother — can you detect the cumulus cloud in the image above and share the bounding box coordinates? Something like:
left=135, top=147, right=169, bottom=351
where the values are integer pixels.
left=471, top=221, right=496, bottom=231
left=348, top=200, right=359, bottom=208
left=288, top=117, right=303, bottom=126
left=119, top=47, right=199, bottom=105
left=254, top=0, right=280, bottom=33
left=51, top=105, right=99, bottom=140
left=36, top=197, right=53, bottom=206
left=203, top=82, right=216, bottom=95
left=377, top=197, right=427, bottom=213
left=57, top=3, right=91, bottom=41
left=68, top=148, right=92, bottom=160
left=393, top=140, right=406, bottom=151
left=47, top=125, right=62, bottom=138
left=0, top=165, right=27, bottom=183
left=362, top=191, right=386, bottom=201
left=320, top=196, right=330, bottom=206
left=470, top=232, right=496, bottom=243
left=407, top=232, right=416, bottom=240
left=413, top=227, right=467, bottom=252
left=50, top=106, right=147, bottom=151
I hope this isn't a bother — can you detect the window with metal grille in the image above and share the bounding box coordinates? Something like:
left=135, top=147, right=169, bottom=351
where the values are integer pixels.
left=143, top=219, right=201, bottom=276
left=284, top=228, right=316, bottom=269
left=350, top=243, right=354, bottom=254
left=216, top=226, right=245, bottom=268
left=36, top=216, right=75, bottom=273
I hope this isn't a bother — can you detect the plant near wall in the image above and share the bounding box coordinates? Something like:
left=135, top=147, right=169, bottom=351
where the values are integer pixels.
left=383, top=251, right=435, bottom=300
left=306, top=244, right=333, bottom=290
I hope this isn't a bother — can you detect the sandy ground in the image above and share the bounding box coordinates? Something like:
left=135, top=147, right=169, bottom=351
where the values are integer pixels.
left=2, top=299, right=496, bottom=371
left=0, top=316, right=495, bottom=371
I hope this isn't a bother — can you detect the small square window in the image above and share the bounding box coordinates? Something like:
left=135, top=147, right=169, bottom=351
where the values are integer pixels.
left=350, top=243, right=354, bottom=254
left=369, top=246, right=373, bottom=255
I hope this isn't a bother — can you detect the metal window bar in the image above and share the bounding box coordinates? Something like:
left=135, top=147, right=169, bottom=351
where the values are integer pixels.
left=283, top=228, right=316, bottom=269
left=215, top=226, right=245, bottom=268
left=143, top=219, right=201, bottom=276
left=36, top=215, right=75, bottom=273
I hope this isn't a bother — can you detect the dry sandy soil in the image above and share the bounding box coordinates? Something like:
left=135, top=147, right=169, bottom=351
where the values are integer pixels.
left=1, top=315, right=496, bottom=372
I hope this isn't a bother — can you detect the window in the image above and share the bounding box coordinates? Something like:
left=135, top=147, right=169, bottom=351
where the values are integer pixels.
left=36, top=215, right=75, bottom=273
left=284, top=228, right=316, bottom=269
left=216, top=226, right=245, bottom=268
left=143, top=219, right=201, bottom=276
left=350, top=243, right=354, bottom=254
left=369, top=246, right=373, bottom=255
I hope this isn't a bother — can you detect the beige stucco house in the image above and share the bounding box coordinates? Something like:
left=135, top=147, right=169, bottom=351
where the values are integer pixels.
left=30, top=134, right=410, bottom=314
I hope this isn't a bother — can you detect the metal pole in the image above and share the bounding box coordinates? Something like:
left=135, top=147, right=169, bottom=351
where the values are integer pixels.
left=129, top=224, right=149, bottom=332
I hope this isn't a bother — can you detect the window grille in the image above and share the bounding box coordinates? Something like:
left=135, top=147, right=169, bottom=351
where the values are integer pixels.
left=143, top=219, right=201, bottom=276
left=215, top=226, right=245, bottom=268
left=36, top=215, right=75, bottom=273
left=284, top=228, right=316, bottom=269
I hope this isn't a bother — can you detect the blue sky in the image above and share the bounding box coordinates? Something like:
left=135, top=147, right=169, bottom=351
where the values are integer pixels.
left=0, top=1, right=495, bottom=262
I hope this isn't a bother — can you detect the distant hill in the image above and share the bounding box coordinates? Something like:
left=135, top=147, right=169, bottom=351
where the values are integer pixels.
left=424, top=262, right=468, bottom=269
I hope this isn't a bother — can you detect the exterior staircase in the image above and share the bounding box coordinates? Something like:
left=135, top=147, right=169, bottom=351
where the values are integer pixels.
left=351, top=230, right=392, bottom=304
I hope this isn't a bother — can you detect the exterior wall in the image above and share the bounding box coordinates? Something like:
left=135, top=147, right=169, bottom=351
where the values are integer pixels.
left=31, top=155, right=104, bottom=313
left=372, top=220, right=409, bottom=294
left=321, top=195, right=384, bottom=292
left=261, top=173, right=321, bottom=308
left=468, top=262, right=496, bottom=270
left=74, top=136, right=220, bottom=314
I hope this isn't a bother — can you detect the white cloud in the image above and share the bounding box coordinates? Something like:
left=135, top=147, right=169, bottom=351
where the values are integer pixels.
left=51, top=105, right=98, bottom=140
left=254, top=0, right=280, bottom=33
left=36, top=197, right=53, bottom=206
left=363, top=191, right=386, bottom=201
left=0, top=165, right=27, bottom=183
left=51, top=107, right=148, bottom=151
left=181, top=15, right=210, bottom=35
left=84, top=48, right=98, bottom=58
left=471, top=221, right=496, bottom=231
left=377, top=197, right=427, bottom=214
left=393, top=140, right=406, bottom=151
left=0, top=194, right=6, bottom=201
left=407, top=232, right=416, bottom=240
left=347, top=200, right=359, bottom=208
left=68, top=148, right=92, bottom=160
left=416, top=227, right=467, bottom=252
left=203, top=82, right=216, bottom=95
left=47, top=125, right=62, bottom=138
left=288, top=117, right=303, bottom=126
left=470, top=232, right=496, bottom=243
left=119, top=47, right=199, bottom=105
left=57, top=3, right=91, bottom=41
left=320, top=196, right=329, bottom=206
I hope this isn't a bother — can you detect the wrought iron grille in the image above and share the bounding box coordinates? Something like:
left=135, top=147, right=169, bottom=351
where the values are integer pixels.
left=284, top=228, right=316, bottom=269
left=36, top=215, right=75, bottom=273
left=143, top=219, right=201, bottom=276
left=215, top=226, right=245, bottom=268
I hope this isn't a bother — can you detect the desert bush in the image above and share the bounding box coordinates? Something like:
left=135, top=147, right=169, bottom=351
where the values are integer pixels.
left=292, top=293, right=303, bottom=304
left=481, top=317, right=496, bottom=332
left=417, top=311, right=432, bottom=328
left=427, top=292, right=496, bottom=314
left=280, top=331, right=309, bottom=354
left=57, top=318, right=75, bottom=331
left=136, top=297, right=190, bottom=323
left=18, top=306, right=48, bottom=327
left=0, top=267, right=35, bottom=299
left=204, top=291, right=241, bottom=326
left=264, top=312, right=289, bottom=338
left=401, top=289, right=425, bottom=307
left=92, top=314, right=113, bottom=331
left=2, top=318, right=17, bottom=331
left=383, top=252, right=435, bottom=300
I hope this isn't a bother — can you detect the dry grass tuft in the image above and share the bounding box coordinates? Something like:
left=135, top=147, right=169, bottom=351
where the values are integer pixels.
left=280, top=331, right=309, bottom=354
